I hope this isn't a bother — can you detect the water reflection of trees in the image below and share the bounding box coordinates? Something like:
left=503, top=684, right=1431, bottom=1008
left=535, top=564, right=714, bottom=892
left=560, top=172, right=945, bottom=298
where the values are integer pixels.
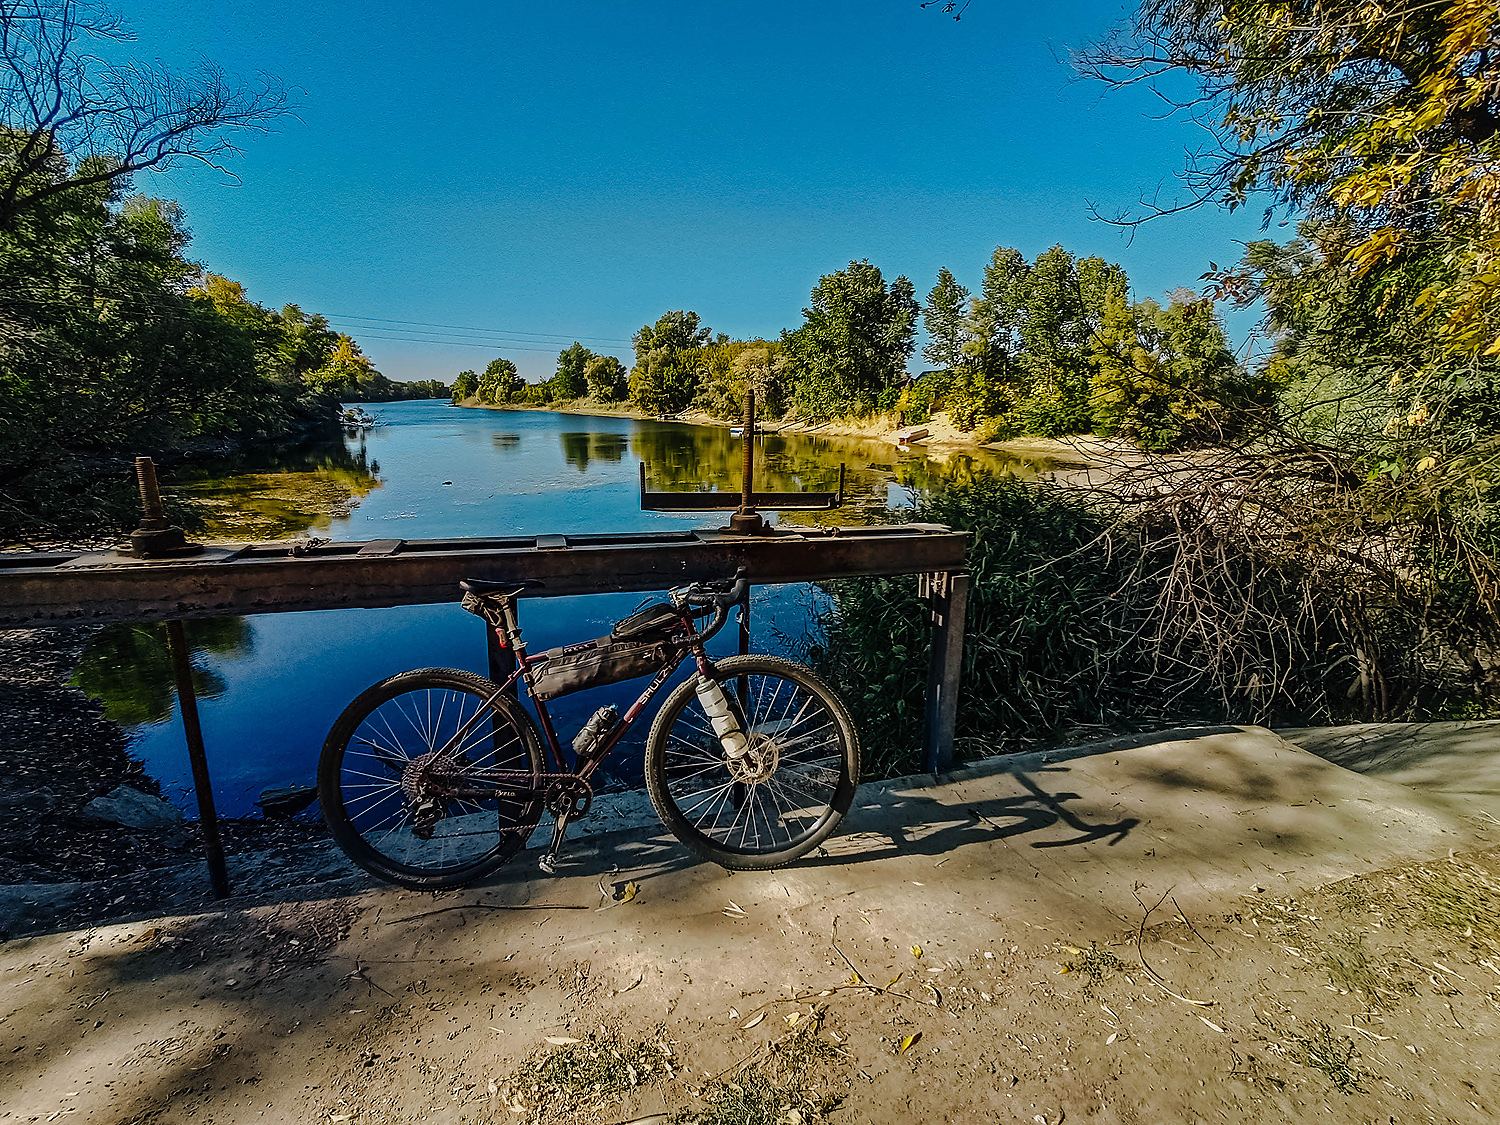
left=560, top=432, right=628, bottom=472
left=629, top=423, right=1033, bottom=528
left=71, top=618, right=253, bottom=726
left=171, top=438, right=382, bottom=541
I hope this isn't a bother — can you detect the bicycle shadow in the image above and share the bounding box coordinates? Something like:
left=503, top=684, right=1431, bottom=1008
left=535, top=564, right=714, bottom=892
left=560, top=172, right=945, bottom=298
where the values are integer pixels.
left=525, top=752, right=1144, bottom=895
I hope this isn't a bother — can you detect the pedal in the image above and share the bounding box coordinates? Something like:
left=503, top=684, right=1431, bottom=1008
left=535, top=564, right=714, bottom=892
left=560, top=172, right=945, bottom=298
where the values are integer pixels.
left=538, top=852, right=559, bottom=875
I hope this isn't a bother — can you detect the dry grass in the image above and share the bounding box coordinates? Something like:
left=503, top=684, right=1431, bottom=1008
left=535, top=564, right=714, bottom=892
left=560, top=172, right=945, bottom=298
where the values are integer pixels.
left=1286, top=1021, right=1367, bottom=1093
left=499, top=1026, right=676, bottom=1124
left=1406, top=861, right=1500, bottom=951
left=689, top=1016, right=846, bottom=1125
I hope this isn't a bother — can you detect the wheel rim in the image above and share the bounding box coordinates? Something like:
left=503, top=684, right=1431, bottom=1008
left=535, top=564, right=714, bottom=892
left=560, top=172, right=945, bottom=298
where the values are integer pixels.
left=334, top=685, right=538, bottom=875
left=660, top=671, right=847, bottom=855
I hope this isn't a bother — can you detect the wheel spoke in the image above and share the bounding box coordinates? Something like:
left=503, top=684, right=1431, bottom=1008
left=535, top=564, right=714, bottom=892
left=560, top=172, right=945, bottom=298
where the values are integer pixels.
left=652, top=662, right=852, bottom=861
left=327, top=676, right=544, bottom=882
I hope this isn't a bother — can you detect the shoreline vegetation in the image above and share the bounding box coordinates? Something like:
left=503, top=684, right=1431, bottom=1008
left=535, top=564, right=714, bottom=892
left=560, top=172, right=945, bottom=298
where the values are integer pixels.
left=450, top=394, right=1115, bottom=470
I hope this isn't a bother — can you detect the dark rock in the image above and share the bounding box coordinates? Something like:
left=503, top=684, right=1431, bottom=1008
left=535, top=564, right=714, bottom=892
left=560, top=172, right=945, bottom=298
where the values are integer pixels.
left=82, top=786, right=186, bottom=833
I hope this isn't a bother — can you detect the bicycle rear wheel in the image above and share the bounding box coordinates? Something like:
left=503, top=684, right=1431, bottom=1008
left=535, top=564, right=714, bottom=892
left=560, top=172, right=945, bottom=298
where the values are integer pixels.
left=644, top=654, right=859, bottom=870
left=318, top=667, right=545, bottom=889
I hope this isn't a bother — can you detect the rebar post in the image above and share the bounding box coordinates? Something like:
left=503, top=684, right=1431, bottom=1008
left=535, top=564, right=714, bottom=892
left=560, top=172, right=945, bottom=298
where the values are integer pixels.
left=128, top=456, right=199, bottom=558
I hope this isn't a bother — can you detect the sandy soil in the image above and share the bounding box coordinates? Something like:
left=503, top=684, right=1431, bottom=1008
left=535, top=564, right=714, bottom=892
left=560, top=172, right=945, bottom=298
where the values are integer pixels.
left=3, top=726, right=1499, bottom=1124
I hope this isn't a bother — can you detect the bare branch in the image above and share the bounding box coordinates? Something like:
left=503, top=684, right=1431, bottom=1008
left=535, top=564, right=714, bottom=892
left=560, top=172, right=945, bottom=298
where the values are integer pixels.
left=0, top=0, right=288, bottom=228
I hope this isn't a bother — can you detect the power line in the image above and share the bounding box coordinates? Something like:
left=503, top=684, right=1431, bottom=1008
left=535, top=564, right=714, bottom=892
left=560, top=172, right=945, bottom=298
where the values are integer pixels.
left=350, top=332, right=612, bottom=355
left=327, top=312, right=632, bottom=346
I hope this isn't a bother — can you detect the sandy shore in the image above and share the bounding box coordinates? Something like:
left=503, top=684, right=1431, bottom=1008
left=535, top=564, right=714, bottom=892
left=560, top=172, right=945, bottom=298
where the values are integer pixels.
left=456, top=398, right=1115, bottom=468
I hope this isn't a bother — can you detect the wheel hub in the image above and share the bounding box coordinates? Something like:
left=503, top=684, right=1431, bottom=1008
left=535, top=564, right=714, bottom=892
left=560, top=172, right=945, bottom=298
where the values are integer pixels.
left=726, top=733, right=780, bottom=784
left=402, top=750, right=461, bottom=839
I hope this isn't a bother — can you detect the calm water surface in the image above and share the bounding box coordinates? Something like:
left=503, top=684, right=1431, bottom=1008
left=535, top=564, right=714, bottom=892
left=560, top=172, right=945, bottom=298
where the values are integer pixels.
left=73, top=400, right=1043, bottom=815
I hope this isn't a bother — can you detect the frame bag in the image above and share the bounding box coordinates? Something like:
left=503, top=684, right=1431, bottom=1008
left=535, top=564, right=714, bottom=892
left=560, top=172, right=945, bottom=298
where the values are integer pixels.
left=530, top=635, right=672, bottom=701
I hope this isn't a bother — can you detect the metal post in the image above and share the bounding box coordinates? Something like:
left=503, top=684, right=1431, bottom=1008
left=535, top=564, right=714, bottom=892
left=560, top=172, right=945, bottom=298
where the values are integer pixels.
left=728, top=391, right=765, bottom=534
left=741, top=389, right=755, bottom=513
left=135, top=457, right=166, bottom=526
left=921, top=570, right=969, bottom=774
left=165, top=619, right=230, bottom=898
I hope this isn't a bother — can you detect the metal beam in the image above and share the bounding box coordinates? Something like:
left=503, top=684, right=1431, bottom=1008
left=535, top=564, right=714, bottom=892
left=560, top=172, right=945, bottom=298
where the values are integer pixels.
left=0, top=525, right=966, bottom=627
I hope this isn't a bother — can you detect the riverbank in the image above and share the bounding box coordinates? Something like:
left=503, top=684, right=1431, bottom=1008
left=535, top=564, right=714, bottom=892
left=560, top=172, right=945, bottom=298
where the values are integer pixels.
left=0, top=627, right=325, bottom=911
left=457, top=396, right=1116, bottom=468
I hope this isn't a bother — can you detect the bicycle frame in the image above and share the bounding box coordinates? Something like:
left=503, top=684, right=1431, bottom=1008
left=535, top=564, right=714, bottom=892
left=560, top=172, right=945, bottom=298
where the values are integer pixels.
left=425, top=596, right=722, bottom=804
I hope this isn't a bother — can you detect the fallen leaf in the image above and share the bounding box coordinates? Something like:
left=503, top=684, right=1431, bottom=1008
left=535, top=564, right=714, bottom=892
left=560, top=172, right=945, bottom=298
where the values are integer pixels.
left=616, top=971, right=644, bottom=995
left=785, top=1011, right=802, bottom=1027
left=899, top=1032, right=921, bottom=1053
left=1106, top=1032, right=1118, bottom=1045
left=544, top=1036, right=583, bottom=1046
left=845, top=972, right=862, bottom=986
left=910, top=945, right=922, bottom=959
left=728, top=1007, right=739, bottom=1019
left=1198, top=1017, right=1225, bottom=1034
left=621, top=882, right=639, bottom=903
left=725, top=899, right=746, bottom=915
left=741, top=1012, right=766, bottom=1030
left=887, top=973, right=903, bottom=989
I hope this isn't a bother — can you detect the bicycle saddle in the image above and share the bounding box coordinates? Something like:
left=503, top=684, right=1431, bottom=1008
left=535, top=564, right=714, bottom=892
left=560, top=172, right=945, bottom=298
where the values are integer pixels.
left=459, top=578, right=544, bottom=597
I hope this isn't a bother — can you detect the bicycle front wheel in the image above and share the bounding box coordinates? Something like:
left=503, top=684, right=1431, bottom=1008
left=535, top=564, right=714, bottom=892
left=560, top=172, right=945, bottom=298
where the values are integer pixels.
left=318, top=667, right=545, bottom=889
left=644, top=655, right=859, bottom=870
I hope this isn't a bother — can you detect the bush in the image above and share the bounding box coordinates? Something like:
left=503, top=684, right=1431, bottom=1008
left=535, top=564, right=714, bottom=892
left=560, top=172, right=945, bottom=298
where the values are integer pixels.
left=812, top=475, right=1133, bottom=776
left=814, top=471, right=1484, bottom=779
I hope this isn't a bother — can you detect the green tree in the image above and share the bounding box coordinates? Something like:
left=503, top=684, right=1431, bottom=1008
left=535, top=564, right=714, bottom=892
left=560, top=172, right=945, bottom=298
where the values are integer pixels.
left=923, top=267, right=971, bottom=372
left=477, top=358, right=522, bottom=404
left=628, top=311, right=712, bottom=415
left=550, top=342, right=593, bottom=399
left=584, top=354, right=627, bottom=402
left=305, top=335, right=376, bottom=397
left=451, top=370, right=478, bottom=401
left=692, top=341, right=787, bottom=420
left=1090, top=290, right=1249, bottom=449
left=1009, top=247, right=1124, bottom=436
left=783, top=260, right=919, bottom=421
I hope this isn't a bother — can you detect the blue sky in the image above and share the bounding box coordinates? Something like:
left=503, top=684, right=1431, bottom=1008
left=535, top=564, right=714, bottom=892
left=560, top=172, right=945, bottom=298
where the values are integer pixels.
left=123, top=0, right=1269, bottom=381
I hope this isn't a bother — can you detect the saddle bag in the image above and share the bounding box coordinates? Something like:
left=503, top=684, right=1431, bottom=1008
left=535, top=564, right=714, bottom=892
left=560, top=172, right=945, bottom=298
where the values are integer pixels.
left=530, top=635, right=672, bottom=701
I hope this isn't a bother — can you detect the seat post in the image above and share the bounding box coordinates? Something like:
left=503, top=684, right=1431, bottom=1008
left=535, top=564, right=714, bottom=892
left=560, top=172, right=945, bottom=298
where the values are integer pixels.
left=496, top=596, right=527, bottom=662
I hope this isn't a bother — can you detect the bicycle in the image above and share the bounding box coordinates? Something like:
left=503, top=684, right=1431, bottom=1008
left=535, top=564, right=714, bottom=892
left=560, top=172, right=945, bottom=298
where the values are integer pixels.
left=316, top=569, right=860, bottom=888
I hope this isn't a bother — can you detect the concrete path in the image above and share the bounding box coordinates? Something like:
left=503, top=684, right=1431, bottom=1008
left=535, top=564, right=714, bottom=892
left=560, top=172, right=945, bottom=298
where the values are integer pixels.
left=2, top=725, right=1497, bottom=1124
left=1282, top=719, right=1500, bottom=822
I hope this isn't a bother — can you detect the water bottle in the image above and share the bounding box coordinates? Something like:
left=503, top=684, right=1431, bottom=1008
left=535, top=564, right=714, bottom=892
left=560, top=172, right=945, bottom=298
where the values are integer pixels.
left=572, top=705, right=619, bottom=757
left=695, top=677, right=749, bottom=760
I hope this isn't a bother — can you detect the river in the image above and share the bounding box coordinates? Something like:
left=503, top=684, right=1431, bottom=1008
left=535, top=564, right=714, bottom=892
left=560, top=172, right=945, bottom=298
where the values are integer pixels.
left=71, top=400, right=1045, bottom=816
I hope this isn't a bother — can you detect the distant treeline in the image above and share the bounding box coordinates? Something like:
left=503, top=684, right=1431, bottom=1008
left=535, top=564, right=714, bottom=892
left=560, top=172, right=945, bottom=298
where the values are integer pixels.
left=350, top=377, right=450, bottom=402
left=451, top=251, right=1260, bottom=450
left=0, top=154, right=406, bottom=541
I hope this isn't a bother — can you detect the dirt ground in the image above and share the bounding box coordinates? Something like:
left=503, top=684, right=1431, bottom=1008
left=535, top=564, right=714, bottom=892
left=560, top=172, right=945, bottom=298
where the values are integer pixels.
left=3, top=726, right=1499, bottom=1125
